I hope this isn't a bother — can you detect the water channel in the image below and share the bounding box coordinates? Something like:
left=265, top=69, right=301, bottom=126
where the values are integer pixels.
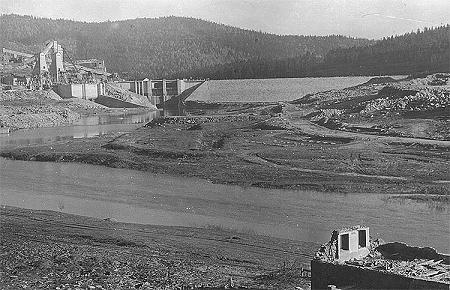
left=0, top=110, right=448, bottom=252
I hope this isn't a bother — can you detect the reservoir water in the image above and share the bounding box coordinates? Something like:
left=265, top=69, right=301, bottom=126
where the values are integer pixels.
left=0, top=79, right=448, bottom=253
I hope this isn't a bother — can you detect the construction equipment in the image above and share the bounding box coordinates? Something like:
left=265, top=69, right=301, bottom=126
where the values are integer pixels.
left=2, top=48, right=34, bottom=63
left=74, top=59, right=106, bottom=72
left=2, top=40, right=111, bottom=89
left=31, top=40, right=65, bottom=88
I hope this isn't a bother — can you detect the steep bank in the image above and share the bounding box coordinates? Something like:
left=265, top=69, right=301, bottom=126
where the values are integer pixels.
left=0, top=206, right=315, bottom=289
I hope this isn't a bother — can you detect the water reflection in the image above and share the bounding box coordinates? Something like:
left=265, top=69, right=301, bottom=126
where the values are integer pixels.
left=74, top=111, right=160, bottom=126
left=0, top=110, right=160, bottom=148
left=0, top=159, right=448, bottom=253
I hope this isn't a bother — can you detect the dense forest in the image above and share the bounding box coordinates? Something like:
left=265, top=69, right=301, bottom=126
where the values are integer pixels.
left=317, top=25, right=450, bottom=76
left=0, top=14, right=371, bottom=78
left=0, top=14, right=448, bottom=79
left=200, top=25, right=450, bottom=79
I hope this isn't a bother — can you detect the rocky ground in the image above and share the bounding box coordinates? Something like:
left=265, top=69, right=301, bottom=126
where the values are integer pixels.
left=0, top=206, right=315, bottom=289
left=294, top=73, right=449, bottom=140
left=0, top=89, right=111, bottom=131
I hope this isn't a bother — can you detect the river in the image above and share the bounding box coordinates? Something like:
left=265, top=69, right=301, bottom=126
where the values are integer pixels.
left=0, top=110, right=448, bottom=253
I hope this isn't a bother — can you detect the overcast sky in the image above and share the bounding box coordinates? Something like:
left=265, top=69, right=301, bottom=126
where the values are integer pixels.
left=1, top=0, right=449, bottom=39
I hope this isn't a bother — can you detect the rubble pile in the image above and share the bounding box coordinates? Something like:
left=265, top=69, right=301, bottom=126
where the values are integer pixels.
left=0, top=90, right=50, bottom=101
left=146, top=114, right=259, bottom=127
left=0, top=89, right=111, bottom=131
left=346, top=243, right=450, bottom=283
left=361, top=87, right=449, bottom=115
left=408, top=73, right=450, bottom=87
left=347, top=256, right=450, bottom=282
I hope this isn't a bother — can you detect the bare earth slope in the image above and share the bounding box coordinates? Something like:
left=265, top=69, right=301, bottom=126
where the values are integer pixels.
left=0, top=206, right=315, bottom=289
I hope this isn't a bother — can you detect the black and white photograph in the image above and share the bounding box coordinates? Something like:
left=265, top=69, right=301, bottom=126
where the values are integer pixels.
left=0, top=0, right=449, bottom=289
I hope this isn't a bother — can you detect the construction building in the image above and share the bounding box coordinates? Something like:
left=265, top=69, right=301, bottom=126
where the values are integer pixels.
left=1, top=42, right=204, bottom=107
left=1, top=41, right=111, bottom=89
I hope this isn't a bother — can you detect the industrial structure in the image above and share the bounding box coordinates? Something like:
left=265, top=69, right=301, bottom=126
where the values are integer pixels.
left=1, top=41, right=205, bottom=107
left=115, top=78, right=205, bottom=106
left=2, top=41, right=111, bottom=89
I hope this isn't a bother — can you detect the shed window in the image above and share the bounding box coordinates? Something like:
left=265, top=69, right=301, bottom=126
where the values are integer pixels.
left=340, top=233, right=349, bottom=250
left=358, top=229, right=367, bottom=248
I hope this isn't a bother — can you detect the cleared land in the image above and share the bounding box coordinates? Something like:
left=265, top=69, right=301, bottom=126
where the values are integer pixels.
left=0, top=206, right=315, bottom=289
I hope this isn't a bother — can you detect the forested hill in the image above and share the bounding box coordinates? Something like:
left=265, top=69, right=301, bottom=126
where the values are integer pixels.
left=0, top=14, right=372, bottom=78
left=203, top=25, right=450, bottom=79
left=318, top=25, right=450, bottom=76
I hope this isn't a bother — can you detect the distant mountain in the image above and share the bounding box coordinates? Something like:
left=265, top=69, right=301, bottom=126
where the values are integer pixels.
left=0, top=14, right=372, bottom=79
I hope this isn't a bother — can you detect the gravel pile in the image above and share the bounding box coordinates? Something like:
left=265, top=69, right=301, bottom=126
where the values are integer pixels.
left=361, top=88, right=449, bottom=115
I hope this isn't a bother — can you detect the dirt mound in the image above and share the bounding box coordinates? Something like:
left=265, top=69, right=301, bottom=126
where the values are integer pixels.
left=0, top=109, right=80, bottom=130
left=0, top=90, right=51, bottom=101
left=0, top=89, right=82, bottom=130
left=363, top=77, right=397, bottom=85
left=252, top=117, right=294, bottom=130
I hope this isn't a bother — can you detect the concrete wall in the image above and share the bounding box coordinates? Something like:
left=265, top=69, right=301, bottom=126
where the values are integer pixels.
left=55, top=83, right=103, bottom=100
left=336, top=227, right=370, bottom=262
left=311, top=260, right=449, bottom=290
left=115, top=79, right=204, bottom=105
